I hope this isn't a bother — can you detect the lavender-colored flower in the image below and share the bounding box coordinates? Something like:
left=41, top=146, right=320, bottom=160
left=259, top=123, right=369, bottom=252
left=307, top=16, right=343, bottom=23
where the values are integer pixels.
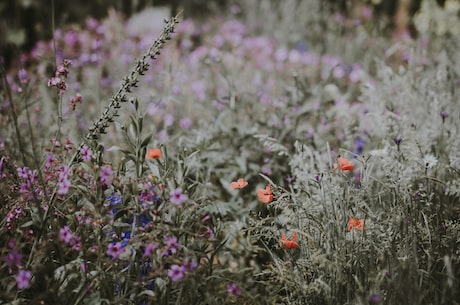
left=57, top=178, right=71, bottom=195
left=4, top=249, right=23, bottom=269
left=227, top=282, right=242, bottom=297
left=59, top=226, right=73, bottom=244
left=168, top=264, right=186, bottom=282
left=17, top=167, right=30, bottom=179
left=369, top=294, right=382, bottom=303
left=16, top=269, right=32, bottom=289
left=179, top=117, right=192, bottom=129
left=143, top=242, right=157, bottom=257
left=17, top=69, right=28, bottom=83
left=170, top=188, right=188, bottom=205
left=99, top=165, right=113, bottom=186
left=164, top=236, right=181, bottom=254
left=440, top=111, right=448, bottom=123
left=183, top=260, right=198, bottom=272
left=107, top=242, right=125, bottom=259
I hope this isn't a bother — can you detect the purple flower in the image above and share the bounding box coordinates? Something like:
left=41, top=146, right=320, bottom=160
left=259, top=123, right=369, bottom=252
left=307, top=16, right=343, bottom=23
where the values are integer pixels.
left=179, top=117, right=192, bottom=129
left=17, top=69, right=28, bottom=83
left=107, top=242, right=125, bottom=259
left=168, top=264, right=186, bottom=282
left=99, top=165, right=113, bottom=186
left=80, top=145, right=92, bottom=161
left=4, top=249, right=23, bottom=269
left=164, top=236, right=181, bottom=254
left=227, top=282, right=242, bottom=297
left=183, top=259, right=197, bottom=272
left=143, top=242, right=157, bottom=257
left=353, top=137, right=366, bottom=155
left=59, top=226, right=73, bottom=243
left=440, top=111, right=448, bottom=123
left=370, top=294, right=382, bottom=303
left=170, top=188, right=188, bottom=206
left=16, top=269, right=32, bottom=289
left=17, top=167, right=30, bottom=179
left=57, top=178, right=71, bottom=195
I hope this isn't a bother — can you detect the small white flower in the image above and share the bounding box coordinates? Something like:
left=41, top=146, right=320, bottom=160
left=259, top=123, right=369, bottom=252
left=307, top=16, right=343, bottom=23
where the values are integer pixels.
left=423, top=154, right=438, bottom=168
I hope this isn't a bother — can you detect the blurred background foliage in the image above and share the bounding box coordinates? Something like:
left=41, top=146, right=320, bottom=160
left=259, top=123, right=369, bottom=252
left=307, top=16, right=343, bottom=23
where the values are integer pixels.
left=0, top=0, right=456, bottom=69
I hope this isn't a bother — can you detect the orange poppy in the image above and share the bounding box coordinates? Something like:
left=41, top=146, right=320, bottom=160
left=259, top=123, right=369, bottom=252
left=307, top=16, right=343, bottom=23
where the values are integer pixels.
left=281, top=232, right=299, bottom=249
left=230, top=178, right=248, bottom=189
left=146, top=148, right=162, bottom=159
left=337, top=157, right=355, bottom=171
left=257, top=185, right=273, bottom=203
left=347, top=218, right=367, bottom=231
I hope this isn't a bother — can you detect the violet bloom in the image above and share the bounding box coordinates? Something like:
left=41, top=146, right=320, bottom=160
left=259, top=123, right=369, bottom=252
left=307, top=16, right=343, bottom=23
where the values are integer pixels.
left=107, top=242, right=125, bottom=259
left=353, top=137, right=366, bottom=155
left=227, top=283, right=242, bottom=297
left=143, top=242, right=157, bottom=258
left=170, top=188, right=188, bottom=206
left=80, top=145, right=92, bottom=161
left=164, top=236, right=181, bottom=254
left=59, top=226, right=73, bottom=243
left=57, top=178, right=71, bottom=195
left=168, top=264, right=186, bottom=282
left=16, top=269, right=32, bottom=289
left=4, top=249, right=23, bottom=269
left=99, top=165, right=114, bottom=186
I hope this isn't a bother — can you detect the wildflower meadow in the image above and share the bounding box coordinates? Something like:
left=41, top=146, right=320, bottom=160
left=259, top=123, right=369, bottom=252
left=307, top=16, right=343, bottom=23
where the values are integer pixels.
left=1, top=1, right=459, bottom=304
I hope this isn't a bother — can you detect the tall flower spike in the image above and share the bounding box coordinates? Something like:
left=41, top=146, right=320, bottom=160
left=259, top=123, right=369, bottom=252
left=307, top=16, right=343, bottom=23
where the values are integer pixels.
left=79, top=12, right=182, bottom=152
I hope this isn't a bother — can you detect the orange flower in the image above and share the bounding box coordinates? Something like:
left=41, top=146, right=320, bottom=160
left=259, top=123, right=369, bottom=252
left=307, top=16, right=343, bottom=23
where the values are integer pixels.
left=281, top=232, right=299, bottom=249
left=146, top=148, right=162, bottom=159
left=347, top=218, right=367, bottom=231
left=257, top=185, right=273, bottom=203
left=230, top=178, right=248, bottom=189
left=337, top=157, right=355, bottom=171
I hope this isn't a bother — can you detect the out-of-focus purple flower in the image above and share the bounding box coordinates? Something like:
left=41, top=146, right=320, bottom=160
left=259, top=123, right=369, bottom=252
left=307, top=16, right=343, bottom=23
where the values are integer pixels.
left=369, top=294, right=382, bottom=303
left=179, top=117, right=192, bottom=129
left=354, top=137, right=366, bottom=155
left=4, top=249, right=23, bottom=269
left=168, top=264, right=186, bottom=282
left=99, top=165, right=113, bottom=186
left=164, top=113, right=174, bottom=127
left=143, top=242, right=157, bottom=257
left=164, top=236, right=181, bottom=254
left=183, top=259, right=198, bottom=272
left=16, top=269, right=32, bottom=289
left=440, top=111, right=448, bottom=123
left=170, top=188, right=188, bottom=206
left=17, top=69, right=28, bottom=83
left=107, top=242, right=125, bottom=259
left=227, top=282, right=242, bottom=297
